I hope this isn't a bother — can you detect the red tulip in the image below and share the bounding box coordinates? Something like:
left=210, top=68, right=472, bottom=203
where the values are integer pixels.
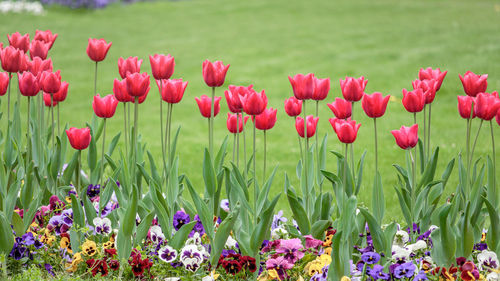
left=118, top=56, right=143, bottom=79
left=43, top=93, right=58, bottom=107
left=295, top=115, right=319, bottom=138
left=93, top=94, right=119, bottom=119
left=86, top=38, right=112, bottom=62
left=0, top=72, right=9, bottom=96
left=327, top=98, right=351, bottom=119
left=113, top=79, right=134, bottom=103
left=29, top=57, right=53, bottom=78
left=66, top=127, right=91, bottom=150
left=29, top=40, right=50, bottom=60
left=1, top=46, right=25, bottom=73
left=7, top=32, right=30, bottom=53
left=459, top=71, right=487, bottom=97
left=496, top=107, right=500, bottom=126
left=149, top=54, right=175, bottom=80
left=157, top=78, right=188, bottom=104
left=195, top=95, right=221, bottom=118
left=52, top=81, right=69, bottom=102
left=391, top=124, right=419, bottom=150
left=202, top=60, right=230, bottom=87
left=412, top=79, right=438, bottom=104
left=126, top=72, right=150, bottom=97
left=418, top=67, right=447, bottom=91
left=288, top=73, right=315, bottom=100
left=225, top=85, right=253, bottom=113
left=362, top=92, right=390, bottom=118
left=402, top=88, right=425, bottom=113
left=227, top=113, right=249, bottom=133
left=18, top=72, right=39, bottom=97
left=39, top=70, right=61, bottom=94
left=312, top=77, right=330, bottom=101
left=254, top=107, right=277, bottom=131
left=34, top=29, right=58, bottom=49
left=329, top=118, right=361, bottom=144
left=340, top=76, right=367, bottom=102
left=457, top=96, right=476, bottom=119
left=241, top=89, right=268, bottom=116
left=474, top=92, right=500, bottom=121
left=284, top=96, right=302, bottom=117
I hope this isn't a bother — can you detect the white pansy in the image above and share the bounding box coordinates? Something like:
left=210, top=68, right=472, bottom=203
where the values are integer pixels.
left=186, top=232, right=202, bottom=245
left=486, top=272, right=499, bottom=281
left=392, top=245, right=411, bottom=261
left=408, top=240, right=427, bottom=253
left=225, top=235, right=237, bottom=249
left=150, top=225, right=165, bottom=244
left=158, top=245, right=178, bottom=263
left=93, top=217, right=112, bottom=235
left=180, top=244, right=204, bottom=272
left=271, top=227, right=288, bottom=240
left=393, top=230, right=410, bottom=246
left=428, top=225, right=438, bottom=232
left=477, top=250, right=499, bottom=271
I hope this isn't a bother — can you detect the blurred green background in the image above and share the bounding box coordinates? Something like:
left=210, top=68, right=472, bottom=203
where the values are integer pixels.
left=1, top=0, right=500, bottom=221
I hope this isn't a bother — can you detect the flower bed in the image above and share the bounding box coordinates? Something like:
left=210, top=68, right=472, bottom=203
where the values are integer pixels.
left=0, top=30, right=499, bottom=280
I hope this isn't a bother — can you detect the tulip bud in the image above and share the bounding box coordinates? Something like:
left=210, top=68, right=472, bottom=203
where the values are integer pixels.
left=412, top=79, right=438, bottom=104
left=474, top=92, right=500, bottom=121
left=52, top=81, right=69, bottom=102
left=295, top=115, right=319, bottom=138
left=361, top=92, right=390, bottom=118
left=288, top=73, right=315, bottom=100
left=402, top=88, right=425, bottom=113
left=86, top=38, right=112, bottom=62
left=34, top=29, right=58, bottom=49
left=312, top=77, right=330, bottom=101
left=18, top=72, right=40, bottom=97
left=113, top=79, right=134, bottom=103
left=195, top=95, right=221, bottom=118
left=158, top=78, right=188, bottom=104
left=202, top=60, right=230, bottom=87
left=254, top=108, right=277, bottom=131
left=29, top=57, right=53, bottom=78
left=227, top=113, right=249, bottom=134
left=327, top=98, right=351, bottom=119
left=93, top=94, right=119, bottom=119
left=284, top=96, right=302, bottom=117
left=459, top=71, right=487, bottom=97
left=0, top=72, right=10, bottom=96
left=340, top=76, right=367, bottom=102
left=66, top=127, right=92, bottom=150
left=29, top=40, right=50, bottom=60
left=1, top=46, right=25, bottom=73
left=241, top=89, right=268, bottom=116
left=40, top=70, right=61, bottom=94
left=149, top=54, right=175, bottom=80
left=391, top=124, right=419, bottom=150
left=118, top=56, right=143, bottom=79
left=126, top=72, right=150, bottom=97
left=329, top=118, right=361, bottom=144
left=457, top=95, right=476, bottom=119
left=7, top=32, right=30, bottom=53
left=418, top=67, right=447, bottom=91
left=225, top=85, right=253, bottom=113
left=43, top=93, right=58, bottom=107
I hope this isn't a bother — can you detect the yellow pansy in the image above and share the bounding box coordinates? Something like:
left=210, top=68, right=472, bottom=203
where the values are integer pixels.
left=103, top=240, right=114, bottom=250
left=341, top=277, right=351, bottom=281
left=324, top=247, right=332, bottom=256
left=267, top=269, right=281, bottom=281
left=319, top=254, right=332, bottom=265
left=60, top=236, right=73, bottom=254
left=82, top=240, right=98, bottom=256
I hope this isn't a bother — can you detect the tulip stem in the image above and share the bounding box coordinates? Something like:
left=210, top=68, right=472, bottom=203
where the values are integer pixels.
left=127, top=102, right=131, bottom=152
left=344, top=143, right=348, bottom=194
left=100, top=118, right=107, bottom=186
left=350, top=102, right=356, bottom=191
left=469, top=119, right=483, bottom=177
left=123, top=103, right=128, bottom=159
left=427, top=104, right=432, bottom=159
left=423, top=106, right=427, bottom=163
left=253, top=117, right=257, bottom=225
left=133, top=97, right=139, bottom=181
left=57, top=105, right=61, bottom=137
left=7, top=73, right=12, bottom=122
left=303, top=100, right=309, bottom=216
left=94, top=62, right=98, bottom=96
left=27, top=97, right=31, bottom=166
left=413, top=112, right=418, bottom=171
left=168, top=104, right=174, bottom=166
left=236, top=113, right=240, bottom=168
left=263, top=130, right=267, bottom=184
left=38, top=91, right=42, bottom=141
left=316, top=100, right=321, bottom=191
left=209, top=87, right=215, bottom=158
left=296, top=116, right=304, bottom=163
left=374, top=118, right=378, bottom=173
left=76, top=150, right=81, bottom=193
left=51, top=94, right=55, bottom=149
left=490, top=120, right=496, bottom=201
left=465, top=118, right=471, bottom=195
left=243, top=119, right=247, bottom=180
left=232, top=133, right=236, bottom=163
left=16, top=74, right=20, bottom=106
left=160, top=93, right=166, bottom=181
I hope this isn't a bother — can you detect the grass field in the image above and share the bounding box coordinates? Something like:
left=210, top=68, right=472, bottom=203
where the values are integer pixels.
left=1, top=0, right=500, bottom=222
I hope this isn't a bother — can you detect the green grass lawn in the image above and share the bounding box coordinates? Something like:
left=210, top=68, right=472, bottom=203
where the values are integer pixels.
left=1, top=0, right=500, bottom=222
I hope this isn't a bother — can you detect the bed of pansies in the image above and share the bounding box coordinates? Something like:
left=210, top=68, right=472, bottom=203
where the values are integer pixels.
left=0, top=30, right=499, bottom=281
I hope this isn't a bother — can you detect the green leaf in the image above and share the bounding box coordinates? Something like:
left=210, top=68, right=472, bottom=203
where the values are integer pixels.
left=135, top=212, right=155, bottom=246
left=203, top=148, right=217, bottom=198
left=185, top=177, right=214, bottom=239
left=0, top=213, right=14, bottom=255
left=107, top=132, right=121, bottom=157
left=87, top=126, right=98, bottom=172
left=70, top=194, right=85, bottom=228
left=417, top=147, right=439, bottom=191
left=62, top=151, right=79, bottom=186
left=117, top=188, right=138, bottom=261
left=250, top=194, right=280, bottom=254
left=210, top=203, right=240, bottom=266
left=359, top=208, right=387, bottom=255
left=168, top=221, right=197, bottom=250
left=83, top=195, right=97, bottom=227
left=285, top=174, right=310, bottom=234
left=484, top=197, right=500, bottom=256
left=371, top=171, right=384, bottom=224
left=355, top=150, right=367, bottom=195
left=11, top=212, right=23, bottom=237
left=311, top=220, right=331, bottom=239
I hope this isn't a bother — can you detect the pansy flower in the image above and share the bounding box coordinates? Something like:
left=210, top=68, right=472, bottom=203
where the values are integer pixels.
left=93, top=217, right=112, bottom=235
left=394, top=262, right=416, bottom=278
left=159, top=245, right=178, bottom=263
left=276, top=238, right=304, bottom=263
left=173, top=210, right=190, bottom=231
left=266, top=256, right=294, bottom=280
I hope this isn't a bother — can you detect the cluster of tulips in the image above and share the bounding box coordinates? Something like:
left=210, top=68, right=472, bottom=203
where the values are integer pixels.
left=1, top=29, right=500, bottom=281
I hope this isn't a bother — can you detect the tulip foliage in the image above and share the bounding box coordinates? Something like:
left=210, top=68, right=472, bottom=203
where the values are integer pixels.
left=0, top=29, right=500, bottom=281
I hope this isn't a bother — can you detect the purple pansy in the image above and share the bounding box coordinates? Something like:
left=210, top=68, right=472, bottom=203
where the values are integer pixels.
left=173, top=210, right=190, bottom=231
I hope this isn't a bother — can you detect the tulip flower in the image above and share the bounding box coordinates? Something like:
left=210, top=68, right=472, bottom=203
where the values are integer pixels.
left=66, top=127, right=92, bottom=192
left=295, top=115, right=319, bottom=138
left=361, top=92, right=390, bottom=118
left=227, top=113, right=249, bottom=134
left=118, top=56, right=143, bottom=79
left=330, top=118, right=361, bottom=144
left=0, top=72, right=8, bottom=96
left=39, top=70, right=61, bottom=94
left=1, top=45, right=25, bottom=73
left=7, top=32, right=30, bottom=53
left=43, top=93, right=58, bottom=107
left=288, top=73, right=315, bottom=100
left=402, top=88, right=425, bottom=113
left=195, top=95, right=221, bottom=118
left=312, top=77, right=330, bottom=101
left=29, top=57, right=53, bottom=78
left=496, top=108, right=500, bottom=127
left=241, top=89, right=268, bottom=116
left=327, top=98, right=352, bottom=119
left=149, top=54, right=175, bottom=80
left=459, top=71, right=487, bottom=97
left=474, top=92, right=500, bottom=121
left=126, top=72, right=150, bottom=97
left=158, top=79, right=188, bottom=104
left=93, top=94, right=119, bottom=119
left=86, top=38, right=112, bottom=62
left=225, top=85, right=253, bottom=113
left=34, top=29, right=58, bottom=49
left=52, top=81, right=69, bottom=102
left=284, top=96, right=302, bottom=117
left=202, top=60, right=230, bottom=88
left=391, top=124, right=419, bottom=150
left=340, top=76, right=367, bottom=102
left=29, top=40, right=50, bottom=60
left=18, top=72, right=39, bottom=97
left=254, top=107, right=277, bottom=131
left=418, top=67, right=447, bottom=91
left=457, top=96, right=476, bottom=119
left=113, top=79, right=134, bottom=103
left=412, top=79, right=438, bottom=104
